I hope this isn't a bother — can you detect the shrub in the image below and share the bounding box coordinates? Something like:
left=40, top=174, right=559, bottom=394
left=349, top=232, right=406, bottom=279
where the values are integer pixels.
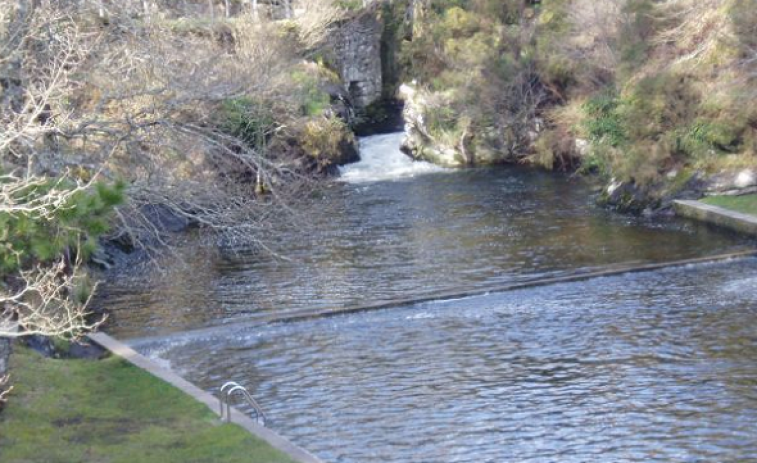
left=291, top=70, right=332, bottom=117
left=582, top=92, right=626, bottom=147
left=337, top=0, right=363, bottom=11
left=730, top=0, right=757, bottom=56
left=621, top=73, right=701, bottom=139
left=218, top=98, right=275, bottom=149
left=0, top=179, right=125, bottom=273
left=424, top=103, right=461, bottom=141
left=617, top=0, right=656, bottom=75
left=533, top=131, right=557, bottom=170
left=441, top=7, right=481, bottom=38
left=299, top=116, right=354, bottom=160
left=679, top=119, right=742, bottom=156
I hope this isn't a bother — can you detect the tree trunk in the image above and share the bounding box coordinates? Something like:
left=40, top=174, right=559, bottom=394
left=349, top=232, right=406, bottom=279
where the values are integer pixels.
left=250, top=0, right=258, bottom=20
left=0, top=336, right=10, bottom=402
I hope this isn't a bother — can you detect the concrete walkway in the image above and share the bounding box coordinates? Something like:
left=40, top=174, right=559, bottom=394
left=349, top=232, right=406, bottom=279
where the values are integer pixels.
left=88, top=332, right=325, bottom=463
left=674, top=200, right=757, bottom=236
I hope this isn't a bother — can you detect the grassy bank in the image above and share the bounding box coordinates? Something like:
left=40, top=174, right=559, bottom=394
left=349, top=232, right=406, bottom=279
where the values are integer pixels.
left=701, top=195, right=757, bottom=216
left=0, top=347, right=297, bottom=463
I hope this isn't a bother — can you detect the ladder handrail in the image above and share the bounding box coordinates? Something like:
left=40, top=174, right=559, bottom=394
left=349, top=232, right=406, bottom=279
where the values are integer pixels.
left=221, top=381, right=241, bottom=392
left=217, top=381, right=266, bottom=426
left=219, top=381, right=242, bottom=417
left=226, top=385, right=267, bottom=426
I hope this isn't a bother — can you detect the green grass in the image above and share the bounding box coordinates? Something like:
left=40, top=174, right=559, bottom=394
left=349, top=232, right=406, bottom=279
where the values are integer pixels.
left=0, top=347, right=298, bottom=463
left=701, top=194, right=757, bottom=216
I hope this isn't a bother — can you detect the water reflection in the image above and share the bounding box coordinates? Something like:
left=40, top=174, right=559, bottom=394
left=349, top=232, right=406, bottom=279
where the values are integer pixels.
left=101, top=163, right=752, bottom=338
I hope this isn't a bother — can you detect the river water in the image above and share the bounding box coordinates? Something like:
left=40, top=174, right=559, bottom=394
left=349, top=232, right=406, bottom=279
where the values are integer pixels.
left=104, top=133, right=750, bottom=339
left=102, top=133, right=757, bottom=462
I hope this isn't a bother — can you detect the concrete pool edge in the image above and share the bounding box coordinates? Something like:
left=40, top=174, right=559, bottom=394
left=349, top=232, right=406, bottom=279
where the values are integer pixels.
left=127, top=250, right=757, bottom=348
left=674, top=200, right=757, bottom=236
left=87, top=332, right=326, bottom=463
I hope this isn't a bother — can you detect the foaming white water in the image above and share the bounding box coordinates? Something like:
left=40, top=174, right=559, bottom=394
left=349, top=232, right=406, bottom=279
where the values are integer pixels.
left=339, top=132, right=446, bottom=183
left=721, top=275, right=757, bottom=296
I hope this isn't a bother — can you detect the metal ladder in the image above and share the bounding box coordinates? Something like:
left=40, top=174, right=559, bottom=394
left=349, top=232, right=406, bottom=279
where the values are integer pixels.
left=219, top=381, right=267, bottom=426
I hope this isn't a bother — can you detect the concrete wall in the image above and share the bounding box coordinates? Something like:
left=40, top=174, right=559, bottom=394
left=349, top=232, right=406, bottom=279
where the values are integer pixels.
left=88, top=332, right=324, bottom=463
left=674, top=200, right=757, bottom=236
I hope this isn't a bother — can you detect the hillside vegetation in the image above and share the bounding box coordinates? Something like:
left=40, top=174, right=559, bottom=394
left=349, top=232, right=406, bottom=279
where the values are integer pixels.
left=397, top=0, right=756, bottom=209
left=0, top=0, right=366, bottom=355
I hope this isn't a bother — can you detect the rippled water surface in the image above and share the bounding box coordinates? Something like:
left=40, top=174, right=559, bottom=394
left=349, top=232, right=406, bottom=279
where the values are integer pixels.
left=102, top=132, right=757, bottom=462
left=102, top=133, right=752, bottom=338
left=138, top=259, right=757, bottom=463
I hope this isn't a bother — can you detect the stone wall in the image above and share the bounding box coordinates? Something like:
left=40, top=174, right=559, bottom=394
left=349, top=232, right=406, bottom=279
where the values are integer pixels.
left=330, top=10, right=383, bottom=108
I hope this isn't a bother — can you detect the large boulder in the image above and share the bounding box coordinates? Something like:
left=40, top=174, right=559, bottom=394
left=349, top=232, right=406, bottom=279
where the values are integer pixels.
left=399, top=83, right=469, bottom=167
left=703, top=169, right=757, bottom=196
left=598, top=179, right=659, bottom=215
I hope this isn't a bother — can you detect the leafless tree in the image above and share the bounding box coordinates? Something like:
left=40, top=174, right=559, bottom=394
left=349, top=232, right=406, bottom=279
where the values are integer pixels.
left=0, top=0, right=338, bottom=346
left=292, top=0, right=351, bottom=49
left=1, top=0, right=105, bottom=339
left=0, top=256, right=102, bottom=339
left=0, top=376, right=9, bottom=403
left=568, top=0, right=624, bottom=73
left=14, top=2, right=314, bottom=245
left=655, top=0, right=729, bottom=65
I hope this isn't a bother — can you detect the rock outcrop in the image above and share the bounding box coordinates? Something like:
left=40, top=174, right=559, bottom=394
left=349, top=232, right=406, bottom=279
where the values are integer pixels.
left=703, top=169, right=757, bottom=196
left=399, top=83, right=468, bottom=167
left=599, top=168, right=757, bottom=216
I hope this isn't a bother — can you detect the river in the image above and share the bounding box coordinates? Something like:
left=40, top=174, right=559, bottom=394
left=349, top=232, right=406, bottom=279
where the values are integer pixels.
left=102, top=132, right=757, bottom=462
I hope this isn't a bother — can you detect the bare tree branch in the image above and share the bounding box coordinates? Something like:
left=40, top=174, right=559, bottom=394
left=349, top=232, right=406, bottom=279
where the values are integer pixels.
left=0, top=256, right=104, bottom=339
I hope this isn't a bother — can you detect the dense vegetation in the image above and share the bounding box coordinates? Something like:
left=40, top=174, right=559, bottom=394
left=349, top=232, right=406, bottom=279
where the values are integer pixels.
left=1, top=0, right=756, bottom=454
left=537, top=0, right=756, bottom=190
left=399, top=0, right=543, bottom=163
left=396, top=0, right=756, bottom=206
left=0, top=0, right=359, bottom=348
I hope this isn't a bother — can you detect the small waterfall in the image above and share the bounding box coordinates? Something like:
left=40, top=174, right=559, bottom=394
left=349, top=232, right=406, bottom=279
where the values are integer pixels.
left=339, top=132, right=446, bottom=183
